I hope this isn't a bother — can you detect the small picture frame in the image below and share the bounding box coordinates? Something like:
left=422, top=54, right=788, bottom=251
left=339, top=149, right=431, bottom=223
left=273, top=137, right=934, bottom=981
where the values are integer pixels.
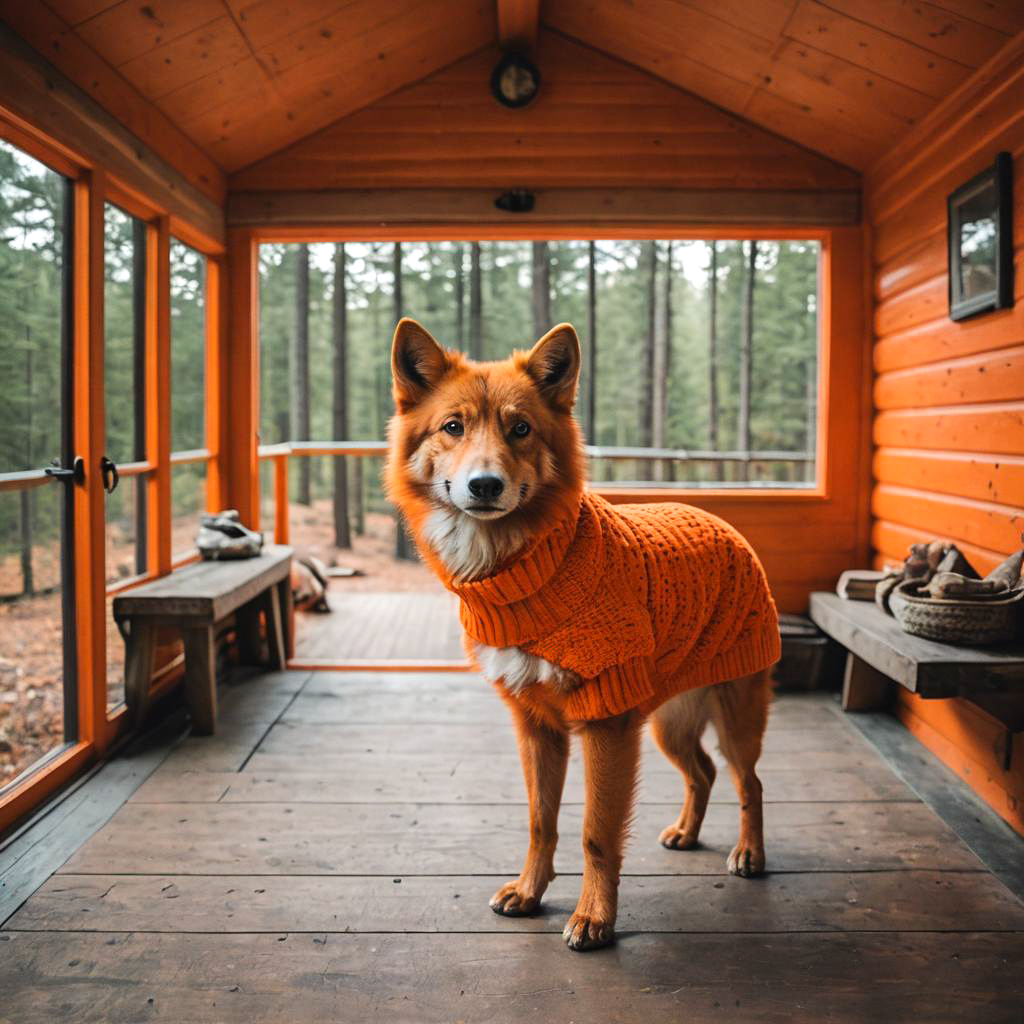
left=947, top=151, right=1013, bottom=322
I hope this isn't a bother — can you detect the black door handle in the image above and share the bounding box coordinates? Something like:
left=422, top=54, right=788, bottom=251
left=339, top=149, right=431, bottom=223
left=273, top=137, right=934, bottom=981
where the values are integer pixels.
left=100, top=456, right=120, bottom=494
left=45, top=457, right=85, bottom=486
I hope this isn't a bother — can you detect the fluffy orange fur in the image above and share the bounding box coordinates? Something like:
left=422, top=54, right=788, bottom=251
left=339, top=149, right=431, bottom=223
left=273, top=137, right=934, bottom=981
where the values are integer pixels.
left=386, top=318, right=774, bottom=952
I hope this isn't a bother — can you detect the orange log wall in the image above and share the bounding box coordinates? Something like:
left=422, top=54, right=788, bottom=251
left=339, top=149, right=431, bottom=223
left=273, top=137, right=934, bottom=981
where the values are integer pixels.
left=867, top=40, right=1024, bottom=835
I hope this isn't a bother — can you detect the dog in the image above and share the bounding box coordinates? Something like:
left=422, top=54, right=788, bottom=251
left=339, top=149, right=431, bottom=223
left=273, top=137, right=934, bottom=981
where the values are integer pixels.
left=385, top=317, right=779, bottom=952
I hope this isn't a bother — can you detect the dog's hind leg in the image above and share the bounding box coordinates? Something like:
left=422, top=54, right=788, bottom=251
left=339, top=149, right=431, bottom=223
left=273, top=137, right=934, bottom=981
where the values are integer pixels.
left=650, top=688, right=715, bottom=849
left=709, top=669, right=771, bottom=878
left=563, top=709, right=643, bottom=951
left=490, top=697, right=569, bottom=917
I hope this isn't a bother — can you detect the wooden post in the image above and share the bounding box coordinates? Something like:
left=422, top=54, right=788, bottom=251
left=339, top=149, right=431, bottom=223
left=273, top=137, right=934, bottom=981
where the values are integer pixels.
left=842, top=654, right=892, bottom=712
left=225, top=229, right=260, bottom=529
left=707, top=240, right=721, bottom=482
left=273, top=453, right=289, bottom=545
left=205, top=255, right=228, bottom=512
left=72, top=168, right=108, bottom=750
left=146, top=216, right=171, bottom=577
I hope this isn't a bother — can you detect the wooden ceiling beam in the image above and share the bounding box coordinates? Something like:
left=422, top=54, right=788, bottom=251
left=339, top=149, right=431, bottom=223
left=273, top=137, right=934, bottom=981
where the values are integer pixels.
left=497, top=0, right=539, bottom=52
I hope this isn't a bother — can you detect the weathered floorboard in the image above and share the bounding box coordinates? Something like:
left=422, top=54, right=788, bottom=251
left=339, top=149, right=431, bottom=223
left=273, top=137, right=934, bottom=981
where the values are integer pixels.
left=130, top=757, right=918, bottom=805
left=12, top=870, right=1024, bottom=935
left=1, top=931, right=1021, bottom=1024
left=60, top=800, right=985, bottom=876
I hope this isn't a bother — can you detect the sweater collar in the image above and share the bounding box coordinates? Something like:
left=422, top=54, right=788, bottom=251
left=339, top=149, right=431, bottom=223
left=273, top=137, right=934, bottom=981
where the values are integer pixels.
left=445, top=496, right=583, bottom=607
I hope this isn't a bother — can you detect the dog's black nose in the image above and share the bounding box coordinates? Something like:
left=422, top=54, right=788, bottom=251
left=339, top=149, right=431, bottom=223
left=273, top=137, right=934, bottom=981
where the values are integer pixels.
left=467, top=474, right=505, bottom=501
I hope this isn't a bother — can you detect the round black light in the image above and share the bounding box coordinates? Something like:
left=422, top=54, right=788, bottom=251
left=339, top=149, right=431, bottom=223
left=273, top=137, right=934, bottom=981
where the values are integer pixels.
left=490, top=53, right=540, bottom=109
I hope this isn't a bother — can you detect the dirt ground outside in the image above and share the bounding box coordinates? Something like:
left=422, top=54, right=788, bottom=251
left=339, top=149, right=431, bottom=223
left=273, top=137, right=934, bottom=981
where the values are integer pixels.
left=1, top=500, right=433, bottom=791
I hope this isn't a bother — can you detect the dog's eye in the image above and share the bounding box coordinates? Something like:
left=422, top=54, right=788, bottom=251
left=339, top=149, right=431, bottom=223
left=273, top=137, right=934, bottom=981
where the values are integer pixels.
left=511, top=421, right=530, bottom=438
left=442, top=420, right=464, bottom=436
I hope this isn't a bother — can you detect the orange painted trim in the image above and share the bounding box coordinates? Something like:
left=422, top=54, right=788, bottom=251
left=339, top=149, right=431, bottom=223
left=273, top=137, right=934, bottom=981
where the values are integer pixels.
left=72, top=169, right=108, bottom=754
left=0, top=742, right=93, bottom=836
left=273, top=454, right=289, bottom=545
left=252, top=225, right=836, bottom=244
left=225, top=229, right=260, bottom=528
left=146, top=216, right=172, bottom=577
left=288, top=659, right=472, bottom=672
left=0, top=115, right=80, bottom=180
left=894, top=695, right=1024, bottom=837
left=206, top=256, right=228, bottom=512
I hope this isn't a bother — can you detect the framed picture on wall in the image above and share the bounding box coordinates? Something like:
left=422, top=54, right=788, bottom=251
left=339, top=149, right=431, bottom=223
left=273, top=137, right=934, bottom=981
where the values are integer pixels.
left=947, top=151, right=1013, bottom=321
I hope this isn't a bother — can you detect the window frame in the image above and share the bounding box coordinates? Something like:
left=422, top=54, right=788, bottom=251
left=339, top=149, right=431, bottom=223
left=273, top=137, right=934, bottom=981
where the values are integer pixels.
left=0, top=118, right=227, bottom=834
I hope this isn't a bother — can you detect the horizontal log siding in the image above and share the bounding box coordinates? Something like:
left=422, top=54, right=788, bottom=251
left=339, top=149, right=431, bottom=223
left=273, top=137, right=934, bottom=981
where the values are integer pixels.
left=867, top=37, right=1024, bottom=835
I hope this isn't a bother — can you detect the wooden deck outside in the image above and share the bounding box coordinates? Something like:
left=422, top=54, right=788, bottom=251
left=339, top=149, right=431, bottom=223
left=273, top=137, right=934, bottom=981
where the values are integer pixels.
left=294, top=590, right=465, bottom=661
left=3, top=669, right=1024, bottom=1022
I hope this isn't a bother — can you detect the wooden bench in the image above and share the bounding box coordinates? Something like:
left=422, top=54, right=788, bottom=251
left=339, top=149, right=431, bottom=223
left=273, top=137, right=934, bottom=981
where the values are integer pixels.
left=809, top=591, right=1024, bottom=713
left=113, top=546, right=293, bottom=734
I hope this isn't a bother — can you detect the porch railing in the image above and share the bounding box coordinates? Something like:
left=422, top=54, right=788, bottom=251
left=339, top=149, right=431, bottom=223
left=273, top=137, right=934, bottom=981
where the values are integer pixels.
left=256, top=442, right=815, bottom=547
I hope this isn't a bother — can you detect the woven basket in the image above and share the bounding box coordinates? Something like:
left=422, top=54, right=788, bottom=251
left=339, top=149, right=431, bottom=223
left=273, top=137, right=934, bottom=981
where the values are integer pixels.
left=889, top=580, right=1024, bottom=646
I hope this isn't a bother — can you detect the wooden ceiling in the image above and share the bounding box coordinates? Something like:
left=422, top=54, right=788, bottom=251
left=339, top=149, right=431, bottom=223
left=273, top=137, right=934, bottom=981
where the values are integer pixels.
left=231, top=32, right=860, bottom=191
left=4, top=0, right=1024, bottom=175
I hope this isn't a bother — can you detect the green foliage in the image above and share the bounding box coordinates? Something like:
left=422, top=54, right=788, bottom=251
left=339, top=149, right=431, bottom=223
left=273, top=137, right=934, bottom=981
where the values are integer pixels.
left=257, top=238, right=818, bottom=503
left=0, top=140, right=66, bottom=585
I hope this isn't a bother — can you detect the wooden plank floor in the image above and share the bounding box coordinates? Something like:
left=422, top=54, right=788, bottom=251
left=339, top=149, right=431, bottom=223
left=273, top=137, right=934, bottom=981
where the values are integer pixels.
left=294, top=590, right=465, bottom=661
left=3, top=670, right=1024, bottom=1023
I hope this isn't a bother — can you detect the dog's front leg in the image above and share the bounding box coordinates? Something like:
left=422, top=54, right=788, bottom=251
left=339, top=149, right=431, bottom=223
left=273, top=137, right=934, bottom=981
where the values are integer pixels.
left=564, top=709, right=642, bottom=951
left=490, top=699, right=569, bottom=917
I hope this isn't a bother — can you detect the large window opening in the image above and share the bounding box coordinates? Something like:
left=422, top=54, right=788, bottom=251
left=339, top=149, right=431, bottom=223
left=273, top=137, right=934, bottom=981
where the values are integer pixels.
left=258, top=238, right=820, bottom=663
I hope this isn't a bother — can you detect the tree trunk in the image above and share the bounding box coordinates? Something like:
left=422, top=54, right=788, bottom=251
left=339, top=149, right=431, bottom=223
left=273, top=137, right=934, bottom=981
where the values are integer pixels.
left=805, top=352, right=817, bottom=484
left=737, top=240, right=757, bottom=482
left=707, top=241, right=721, bottom=482
left=469, top=241, right=482, bottom=359
left=531, top=241, right=551, bottom=338
left=332, top=243, right=351, bottom=549
left=393, top=243, right=416, bottom=561
left=352, top=458, right=365, bottom=535
left=584, top=240, right=597, bottom=444
left=453, top=243, right=464, bottom=349
left=639, top=241, right=657, bottom=449
left=653, top=240, right=673, bottom=480
left=20, top=339, right=34, bottom=595
left=292, top=244, right=311, bottom=505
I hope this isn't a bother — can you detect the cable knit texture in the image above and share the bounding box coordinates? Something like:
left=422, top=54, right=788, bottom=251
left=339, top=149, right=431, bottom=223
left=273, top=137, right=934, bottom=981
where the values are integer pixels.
left=431, top=491, right=780, bottom=721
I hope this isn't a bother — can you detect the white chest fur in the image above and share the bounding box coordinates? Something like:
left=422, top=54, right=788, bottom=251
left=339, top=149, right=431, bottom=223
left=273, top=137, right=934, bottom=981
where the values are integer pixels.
left=472, top=642, right=579, bottom=696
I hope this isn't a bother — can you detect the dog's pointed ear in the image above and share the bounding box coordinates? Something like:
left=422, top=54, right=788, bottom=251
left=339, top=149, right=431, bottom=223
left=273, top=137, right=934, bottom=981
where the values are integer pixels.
left=525, top=323, right=580, bottom=411
left=392, top=318, right=449, bottom=409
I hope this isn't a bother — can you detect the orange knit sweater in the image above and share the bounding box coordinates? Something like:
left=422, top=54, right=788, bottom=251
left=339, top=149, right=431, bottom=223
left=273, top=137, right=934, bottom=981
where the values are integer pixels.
left=435, top=491, right=780, bottom=721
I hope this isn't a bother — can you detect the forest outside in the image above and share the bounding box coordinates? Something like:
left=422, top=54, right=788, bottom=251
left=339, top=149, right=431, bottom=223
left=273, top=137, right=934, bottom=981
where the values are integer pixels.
left=258, top=239, right=820, bottom=602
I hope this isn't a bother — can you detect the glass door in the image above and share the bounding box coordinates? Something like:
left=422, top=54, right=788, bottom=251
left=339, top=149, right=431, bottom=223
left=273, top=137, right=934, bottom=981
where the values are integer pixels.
left=0, top=139, right=77, bottom=794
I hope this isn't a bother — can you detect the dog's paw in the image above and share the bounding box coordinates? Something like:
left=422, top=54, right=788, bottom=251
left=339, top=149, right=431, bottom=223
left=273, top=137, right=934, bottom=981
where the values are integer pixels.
left=562, top=912, right=615, bottom=952
left=659, top=824, right=700, bottom=850
left=727, top=843, right=765, bottom=878
left=489, top=881, right=542, bottom=917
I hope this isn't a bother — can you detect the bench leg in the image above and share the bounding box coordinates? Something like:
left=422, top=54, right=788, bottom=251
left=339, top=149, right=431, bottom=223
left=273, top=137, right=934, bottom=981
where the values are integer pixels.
left=277, top=578, right=294, bottom=662
left=841, top=653, right=892, bottom=712
left=262, top=584, right=287, bottom=671
left=236, top=599, right=263, bottom=666
left=124, top=620, right=156, bottom=729
left=183, top=625, right=218, bottom=735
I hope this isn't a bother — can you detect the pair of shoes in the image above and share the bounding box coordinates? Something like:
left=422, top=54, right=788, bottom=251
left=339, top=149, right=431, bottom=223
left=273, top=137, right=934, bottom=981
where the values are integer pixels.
left=197, top=509, right=264, bottom=560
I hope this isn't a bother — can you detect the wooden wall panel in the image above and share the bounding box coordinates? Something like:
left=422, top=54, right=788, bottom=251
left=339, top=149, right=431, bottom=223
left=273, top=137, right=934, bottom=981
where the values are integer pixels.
left=0, top=3, right=225, bottom=204
left=230, top=32, right=859, bottom=192
left=867, top=34, right=1024, bottom=836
